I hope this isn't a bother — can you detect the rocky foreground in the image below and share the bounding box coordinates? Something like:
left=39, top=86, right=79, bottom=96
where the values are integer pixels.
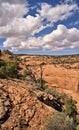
left=0, top=79, right=55, bottom=130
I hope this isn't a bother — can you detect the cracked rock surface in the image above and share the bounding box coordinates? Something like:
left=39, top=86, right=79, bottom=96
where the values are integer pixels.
left=0, top=79, right=52, bottom=130
left=0, top=88, right=12, bottom=124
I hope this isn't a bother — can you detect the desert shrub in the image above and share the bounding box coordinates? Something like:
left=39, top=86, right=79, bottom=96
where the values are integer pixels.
left=63, top=96, right=77, bottom=120
left=76, top=125, right=79, bottom=130
left=19, top=75, right=25, bottom=80
left=45, top=88, right=60, bottom=99
left=24, top=64, right=37, bottom=83
left=46, top=112, right=74, bottom=130
left=24, top=69, right=32, bottom=76
left=0, top=66, right=6, bottom=78
left=5, top=60, right=19, bottom=78
left=36, top=78, right=47, bottom=90
left=0, top=60, right=19, bottom=78
left=0, top=60, right=5, bottom=66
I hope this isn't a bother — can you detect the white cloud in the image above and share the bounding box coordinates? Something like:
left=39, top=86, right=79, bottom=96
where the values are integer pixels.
left=3, top=37, right=43, bottom=51
left=43, top=25, right=67, bottom=43
left=3, top=37, right=22, bottom=51
left=37, top=2, right=78, bottom=26
left=61, top=0, right=76, bottom=4
left=0, top=1, right=28, bottom=26
left=0, top=15, right=42, bottom=38
left=43, top=24, right=79, bottom=51
left=0, top=0, right=79, bottom=53
left=20, top=37, right=43, bottom=50
left=3, top=25, right=79, bottom=51
left=0, top=0, right=26, bottom=4
left=74, top=21, right=79, bottom=25
left=0, top=1, right=78, bottom=38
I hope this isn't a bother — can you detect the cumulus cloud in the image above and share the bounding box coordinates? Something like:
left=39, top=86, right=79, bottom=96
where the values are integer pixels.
left=3, top=25, right=79, bottom=51
left=0, top=0, right=79, bottom=53
left=43, top=24, right=79, bottom=51
left=0, top=15, right=42, bottom=38
left=61, top=0, right=76, bottom=4
left=0, top=0, right=28, bottom=26
left=3, top=37, right=43, bottom=51
left=0, top=0, right=26, bottom=4
left=0, top=1, right=78, bottom=36
left=74, top=21, right=79, bottom=25
left=37, top=2, right=78, bottom=26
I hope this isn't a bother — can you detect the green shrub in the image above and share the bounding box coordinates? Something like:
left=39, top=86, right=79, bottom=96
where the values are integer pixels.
left=76, top=125, right=79, bottom=130
left=0, top=60, right=5, bottom=66
left=36, top=78, right=47, bottom=90
left=24, top=69, right=31, bottom=76
left=0, top=66, right=6, bottom=78
left=45, top=88, right=60, bottom=99
left=5, top=60, right=19, bottom=78
left=46, top=112, right=74, bottom=130
left=0, top=60, right=19, bottom=78
left=63, top=96, right=77, bottom=119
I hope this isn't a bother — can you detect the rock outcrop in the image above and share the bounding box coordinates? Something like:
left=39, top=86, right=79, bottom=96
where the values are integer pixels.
left=0, top=79, right=53, bottom=130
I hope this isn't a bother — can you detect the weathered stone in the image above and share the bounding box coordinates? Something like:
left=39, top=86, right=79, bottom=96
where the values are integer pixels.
left=0, top=88, right=12, bottom=124
left=0, top=105, right=5, bottom=119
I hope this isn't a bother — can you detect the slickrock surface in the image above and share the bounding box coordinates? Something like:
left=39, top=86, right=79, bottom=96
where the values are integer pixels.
left=0, top=88, right=12, bottom=124
left=0, top=79, right=53, bottom=130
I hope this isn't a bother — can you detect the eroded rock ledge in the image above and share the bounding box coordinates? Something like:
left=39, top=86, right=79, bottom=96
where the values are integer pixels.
left=0, top=79, right=53, bottom=130
left=0, top=88, right=12, bottom=124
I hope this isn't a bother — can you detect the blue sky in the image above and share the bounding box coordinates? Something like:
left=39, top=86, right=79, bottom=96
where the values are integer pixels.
left=0, top=0, right=79, bottom=55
